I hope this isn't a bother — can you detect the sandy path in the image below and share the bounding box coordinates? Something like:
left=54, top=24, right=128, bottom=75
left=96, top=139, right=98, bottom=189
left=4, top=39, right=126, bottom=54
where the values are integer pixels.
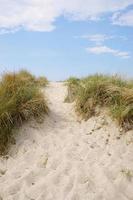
left=0, top=82, right=133, bottom=200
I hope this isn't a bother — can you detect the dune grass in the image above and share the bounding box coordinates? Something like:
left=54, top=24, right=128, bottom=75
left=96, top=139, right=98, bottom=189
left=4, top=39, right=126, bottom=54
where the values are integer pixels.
left=65, top=74, right=133, bottom=130
left=36, top=76, right=48, bottom=87
left=0, top=70, right=48, bottom=154
left=64, top=77, right=80, bottom=102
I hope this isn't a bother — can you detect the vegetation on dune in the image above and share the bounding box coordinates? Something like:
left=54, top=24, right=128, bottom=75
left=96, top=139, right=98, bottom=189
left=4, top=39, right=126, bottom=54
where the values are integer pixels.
left=65, top=74, right=133, bottom=130
left=17, top=70, right=36, bottom=84
left=0, top=70, right=48, bottom=154
left=64, top=77, right=80, bottom=102
left=36, top=76, right=48, bottom=87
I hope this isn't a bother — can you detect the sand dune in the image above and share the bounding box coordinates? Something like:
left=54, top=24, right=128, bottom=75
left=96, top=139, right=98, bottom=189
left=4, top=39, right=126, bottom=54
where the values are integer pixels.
left=0, top=82, right=133, bottom=200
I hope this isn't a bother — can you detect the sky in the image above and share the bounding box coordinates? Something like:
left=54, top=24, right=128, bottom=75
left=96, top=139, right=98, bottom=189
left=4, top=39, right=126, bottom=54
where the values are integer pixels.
left=0, top=0, right=133, bottom=80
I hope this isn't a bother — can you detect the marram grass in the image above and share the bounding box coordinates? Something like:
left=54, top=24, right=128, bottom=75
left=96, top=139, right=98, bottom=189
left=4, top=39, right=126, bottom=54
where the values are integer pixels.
left=0, top=70, right=48, bottom=154
left=36, top=76, right=48, bottom=87
left=65, top=74, right=133, bottom=131
left=64, top=77, right=80, bottom=102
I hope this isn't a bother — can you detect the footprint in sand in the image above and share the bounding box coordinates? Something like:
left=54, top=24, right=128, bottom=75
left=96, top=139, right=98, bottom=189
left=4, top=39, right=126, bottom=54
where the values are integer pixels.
left=53, top=172, right=62, bottom=185
left=49, top=158, right=61, bottom=170
left=63, top=175, right=75, bottom=197
left=63, top=162, right=72, bottom=175
left=5, top=180, right=22, bottom=196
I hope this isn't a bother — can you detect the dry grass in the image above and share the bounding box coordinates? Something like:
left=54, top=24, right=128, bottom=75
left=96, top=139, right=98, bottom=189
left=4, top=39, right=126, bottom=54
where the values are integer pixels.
left=36, top=76, right=48, bottom=87
left=64, top=77, right=80, bottom=102
left=0, top=70, right=48, bottom=155
left=65, top=74, right=133, bottom=130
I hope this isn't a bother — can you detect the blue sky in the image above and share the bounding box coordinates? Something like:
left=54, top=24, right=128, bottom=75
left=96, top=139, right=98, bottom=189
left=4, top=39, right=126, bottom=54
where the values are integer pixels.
left=0, top=1, right=133, bottom=80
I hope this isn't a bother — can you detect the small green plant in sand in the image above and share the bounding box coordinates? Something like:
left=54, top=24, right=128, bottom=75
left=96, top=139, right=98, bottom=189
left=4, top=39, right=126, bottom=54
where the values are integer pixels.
left=0, top=70, right=48, bottom=154
left=121, top=169, right=133, bottom=181
left=65, top=74, right=133, bottom=131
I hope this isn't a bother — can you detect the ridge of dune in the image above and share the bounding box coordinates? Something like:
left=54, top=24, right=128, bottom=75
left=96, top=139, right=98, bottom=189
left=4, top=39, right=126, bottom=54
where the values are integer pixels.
left=0, top=82, right=133, bottom=200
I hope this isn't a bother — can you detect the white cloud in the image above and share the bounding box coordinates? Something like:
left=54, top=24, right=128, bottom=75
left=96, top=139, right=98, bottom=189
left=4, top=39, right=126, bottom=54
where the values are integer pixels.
left=0, top=0, right=133, bottom=32
left=76, top=33, right=128, bottom=45
left=0, top=28, right=19, bottom=35
left=80, top=34, right=113, bottom=44
left=87, top=45, right=130, bottom=58
left=112, top=10, right=133, bottom=26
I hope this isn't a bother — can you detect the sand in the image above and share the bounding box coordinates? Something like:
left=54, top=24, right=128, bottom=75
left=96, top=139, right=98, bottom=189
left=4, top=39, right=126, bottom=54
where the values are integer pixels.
left=0, top=82, right=133, bottom=200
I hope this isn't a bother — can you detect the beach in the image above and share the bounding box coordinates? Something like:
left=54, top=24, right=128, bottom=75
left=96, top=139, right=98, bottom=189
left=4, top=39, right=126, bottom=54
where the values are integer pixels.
left=0, top=82, right=133, bottom=200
